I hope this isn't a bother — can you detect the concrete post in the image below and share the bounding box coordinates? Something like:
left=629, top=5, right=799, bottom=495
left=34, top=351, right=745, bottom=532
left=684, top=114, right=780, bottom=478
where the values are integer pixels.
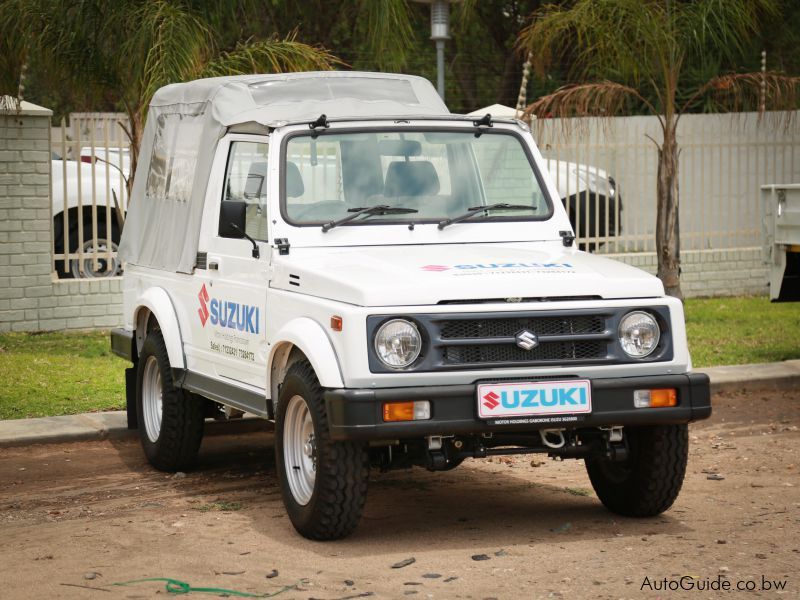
left=0, top=98, right=124, bottom=332
left=0, top=99, right=54, bottom=331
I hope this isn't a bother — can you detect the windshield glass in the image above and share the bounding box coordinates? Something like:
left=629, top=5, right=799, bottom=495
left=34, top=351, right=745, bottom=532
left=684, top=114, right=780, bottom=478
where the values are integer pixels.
left=282, top=130, right=552, bottom=226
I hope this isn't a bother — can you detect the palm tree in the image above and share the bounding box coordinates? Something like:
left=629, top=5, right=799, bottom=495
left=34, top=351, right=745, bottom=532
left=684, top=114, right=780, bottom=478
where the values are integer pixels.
left=4, top=0, right=339, bottom=185
left=518, top=0, right=799, bottom=298
left=0, top=0, right=28, bottom=109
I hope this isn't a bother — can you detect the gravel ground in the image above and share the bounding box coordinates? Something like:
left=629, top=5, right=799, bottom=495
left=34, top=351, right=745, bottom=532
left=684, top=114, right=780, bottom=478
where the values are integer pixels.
left=0, top=388, right=798, bottom=599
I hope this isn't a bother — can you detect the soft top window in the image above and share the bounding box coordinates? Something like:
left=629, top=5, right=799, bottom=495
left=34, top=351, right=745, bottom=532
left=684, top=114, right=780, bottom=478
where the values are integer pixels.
left=250, top=77, right=419, bottom=106
left=145, top=112, right=204, bottom=204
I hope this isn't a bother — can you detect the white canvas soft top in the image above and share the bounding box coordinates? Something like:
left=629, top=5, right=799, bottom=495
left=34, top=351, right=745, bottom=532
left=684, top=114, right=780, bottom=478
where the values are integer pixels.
left=119, top=72, right=449, bottom=274
left=153, top=71, right=449, bottom=126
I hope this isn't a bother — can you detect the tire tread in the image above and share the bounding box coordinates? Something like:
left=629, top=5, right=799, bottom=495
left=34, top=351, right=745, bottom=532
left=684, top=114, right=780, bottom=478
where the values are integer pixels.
left=137, top=330, right=204, bottom=472
left=277, top=360, right=369, bottom=540
left=586, top=424, right=688, bottom=517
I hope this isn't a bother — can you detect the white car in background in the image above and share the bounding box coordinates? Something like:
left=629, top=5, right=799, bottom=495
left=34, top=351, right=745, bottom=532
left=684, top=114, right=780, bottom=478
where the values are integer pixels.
left=51, top=148, right=129, bottom=278
left=544, top=159, right=620, bottom=249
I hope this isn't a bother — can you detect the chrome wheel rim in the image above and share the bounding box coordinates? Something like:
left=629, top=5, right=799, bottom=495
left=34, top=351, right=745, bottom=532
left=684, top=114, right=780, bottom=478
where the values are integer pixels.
left=283, top=395, right=316, bottom=506
left=70, top=238, right=121, bottom=279
left=142, top=355, right=163, bottom=443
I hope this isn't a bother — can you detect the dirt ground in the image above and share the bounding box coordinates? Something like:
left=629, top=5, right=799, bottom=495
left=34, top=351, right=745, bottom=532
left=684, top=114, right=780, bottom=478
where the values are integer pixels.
left=1, top=388, right=798, bottom=599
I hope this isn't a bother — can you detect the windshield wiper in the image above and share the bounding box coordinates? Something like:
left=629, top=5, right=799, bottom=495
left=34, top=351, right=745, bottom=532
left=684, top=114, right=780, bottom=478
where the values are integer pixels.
left=322, top=205, right=418, bottom=232
left=438, top=203, right=536, bottom=230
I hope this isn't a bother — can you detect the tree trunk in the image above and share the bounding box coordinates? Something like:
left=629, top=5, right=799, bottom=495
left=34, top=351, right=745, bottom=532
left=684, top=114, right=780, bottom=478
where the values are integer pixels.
left=656, top=123, right=683, bottom=299
left=124, top=109, right=143, bottom=198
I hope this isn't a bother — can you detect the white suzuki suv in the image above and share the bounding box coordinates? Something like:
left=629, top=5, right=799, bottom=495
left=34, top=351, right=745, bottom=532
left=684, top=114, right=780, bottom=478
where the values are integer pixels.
left=111, top=72, right=710, bottom=540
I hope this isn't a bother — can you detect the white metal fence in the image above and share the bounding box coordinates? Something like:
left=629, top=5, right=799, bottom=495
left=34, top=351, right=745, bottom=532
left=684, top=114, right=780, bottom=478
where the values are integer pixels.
left=535, top=111, right=800, bottom=253
left=50, top=113, right=130, bottom=278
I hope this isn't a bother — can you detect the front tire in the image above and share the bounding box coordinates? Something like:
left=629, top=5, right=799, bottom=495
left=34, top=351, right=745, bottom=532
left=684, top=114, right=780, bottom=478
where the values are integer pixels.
left=136, top=330, right=205, bottom=471
left=275, top=360, right=369, bottom=540
left=585, top=424, right=688, bottom=517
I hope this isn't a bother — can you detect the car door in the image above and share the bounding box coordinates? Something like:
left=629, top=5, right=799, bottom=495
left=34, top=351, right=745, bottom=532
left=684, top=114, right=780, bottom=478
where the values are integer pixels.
left=192, top=137, right=271, bottom=391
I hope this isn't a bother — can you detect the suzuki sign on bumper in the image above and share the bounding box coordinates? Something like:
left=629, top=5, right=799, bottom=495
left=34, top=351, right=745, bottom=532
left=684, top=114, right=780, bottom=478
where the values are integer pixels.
left=478, top=380, right=592, bottom=419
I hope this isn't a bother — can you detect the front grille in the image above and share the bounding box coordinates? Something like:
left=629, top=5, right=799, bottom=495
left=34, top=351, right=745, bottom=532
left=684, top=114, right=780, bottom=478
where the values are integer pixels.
left=439, top=315, right=605, bottom=339
left=430, top=310, right=614, bottom=369
left=366, top=306, right=673, bottom=373
left=443, top=340, right=606, bottom=365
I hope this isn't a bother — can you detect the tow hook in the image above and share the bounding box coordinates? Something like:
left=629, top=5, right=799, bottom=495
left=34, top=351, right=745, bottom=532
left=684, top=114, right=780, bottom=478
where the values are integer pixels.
left=539, top=429, right=566, bottom=449
left=425, top=435, right=453, bottom=471
left=427, top=435, right=443, bottom=451
left=602, top=427, right=628, bottom=461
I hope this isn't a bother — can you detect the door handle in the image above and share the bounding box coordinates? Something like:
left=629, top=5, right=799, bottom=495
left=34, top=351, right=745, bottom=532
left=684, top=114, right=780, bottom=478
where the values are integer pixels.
left=208, top=256, right=222, bottom=271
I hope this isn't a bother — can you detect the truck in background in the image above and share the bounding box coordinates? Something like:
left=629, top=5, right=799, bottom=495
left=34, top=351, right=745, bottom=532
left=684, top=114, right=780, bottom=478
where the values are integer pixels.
left=762, top=183, right=800, bottom=301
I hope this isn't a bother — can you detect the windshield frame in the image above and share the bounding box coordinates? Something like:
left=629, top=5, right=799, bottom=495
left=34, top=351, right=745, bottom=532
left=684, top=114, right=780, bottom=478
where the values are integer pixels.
left=278, top=126, right=555, bottom=229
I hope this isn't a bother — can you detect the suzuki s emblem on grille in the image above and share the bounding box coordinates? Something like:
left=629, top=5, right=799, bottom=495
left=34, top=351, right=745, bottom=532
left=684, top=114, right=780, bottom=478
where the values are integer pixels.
left=515, top=330, right=539, bottom=351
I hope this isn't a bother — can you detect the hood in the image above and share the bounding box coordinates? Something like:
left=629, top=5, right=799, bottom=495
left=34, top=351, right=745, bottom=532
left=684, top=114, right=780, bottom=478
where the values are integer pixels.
left=271, top=242, right=663, bottom=306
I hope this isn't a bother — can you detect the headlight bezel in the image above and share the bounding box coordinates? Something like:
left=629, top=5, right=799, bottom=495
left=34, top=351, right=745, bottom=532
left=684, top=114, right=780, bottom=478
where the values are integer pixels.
left=373, top=318, right=424, bottom=369
left=617, top=310, right=661, bottom=358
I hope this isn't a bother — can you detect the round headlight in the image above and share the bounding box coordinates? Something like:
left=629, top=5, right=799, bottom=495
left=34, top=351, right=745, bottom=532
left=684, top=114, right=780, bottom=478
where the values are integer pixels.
left=374, top=319, right=422, bottom=368
left=618, top=311, right=660, bottom=358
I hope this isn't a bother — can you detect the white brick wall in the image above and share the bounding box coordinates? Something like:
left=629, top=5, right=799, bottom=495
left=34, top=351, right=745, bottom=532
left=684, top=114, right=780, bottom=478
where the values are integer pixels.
left=0, top=101, right=123, bottom=332
left=605, top=247, right=769, bottom=297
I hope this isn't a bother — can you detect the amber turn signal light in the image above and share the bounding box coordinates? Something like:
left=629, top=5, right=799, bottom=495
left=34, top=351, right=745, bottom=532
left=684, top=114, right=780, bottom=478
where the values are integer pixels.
left=383, top=401, right=431, bottom=422
left=633, top=388, right=677, bottom=408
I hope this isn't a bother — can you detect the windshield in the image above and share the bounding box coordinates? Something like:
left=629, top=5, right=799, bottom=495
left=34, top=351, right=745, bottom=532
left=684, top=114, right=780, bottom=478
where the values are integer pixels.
left=282, top=130, right=552, bottom=226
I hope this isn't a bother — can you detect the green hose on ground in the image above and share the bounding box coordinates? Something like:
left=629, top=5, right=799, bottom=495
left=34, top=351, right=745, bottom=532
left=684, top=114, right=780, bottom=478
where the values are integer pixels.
left=113, top=577, right=306, bottom=597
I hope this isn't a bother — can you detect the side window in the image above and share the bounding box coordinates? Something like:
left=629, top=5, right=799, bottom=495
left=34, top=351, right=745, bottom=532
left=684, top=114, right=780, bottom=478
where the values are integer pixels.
left=222, top=141, right=270, bottom=241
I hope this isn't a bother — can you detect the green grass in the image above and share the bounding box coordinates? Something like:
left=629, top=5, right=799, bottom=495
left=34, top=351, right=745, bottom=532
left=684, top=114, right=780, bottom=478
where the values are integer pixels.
left=685, top=297, right=800, bottom=368
left=193, top=501, right=243, bottom=512
left=0, top=296, right=798, bottom=420
left=0, top=330, right=124, bottom=420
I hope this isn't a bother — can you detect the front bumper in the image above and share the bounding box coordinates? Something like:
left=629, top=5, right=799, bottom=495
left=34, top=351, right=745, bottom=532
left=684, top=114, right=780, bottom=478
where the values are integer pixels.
left=324, top=373, right=710, bottom=441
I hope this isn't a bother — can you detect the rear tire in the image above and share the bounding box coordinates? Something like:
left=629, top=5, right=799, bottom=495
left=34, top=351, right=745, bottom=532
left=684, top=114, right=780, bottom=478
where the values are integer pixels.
left=585, top=424, right=688, bottom=517
left=275, top=360, right=369, bottom=540
left=136, top=330, right=204, bottom=471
